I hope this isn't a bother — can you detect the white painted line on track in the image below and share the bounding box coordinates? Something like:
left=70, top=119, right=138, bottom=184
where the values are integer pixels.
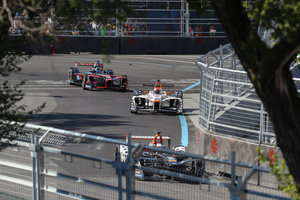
left=22, top=85, right=70, bottom=87
left=34, top=56, right=198, bottom=69
left=126, top=56, right=197, bottom=64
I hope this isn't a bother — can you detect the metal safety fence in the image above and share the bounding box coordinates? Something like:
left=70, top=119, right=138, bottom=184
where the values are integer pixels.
left=194, top=44, right=300, bottom=145
left=0, top=123, right=290, bottom=200
left=8, top=0, right=227, bottom=37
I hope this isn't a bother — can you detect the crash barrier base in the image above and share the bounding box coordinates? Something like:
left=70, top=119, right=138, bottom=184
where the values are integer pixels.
left=8, top=36, right=229, bottom=55
left=0, top=123, right=290, bottom=200
left=197, top=126, right=284, bottom=189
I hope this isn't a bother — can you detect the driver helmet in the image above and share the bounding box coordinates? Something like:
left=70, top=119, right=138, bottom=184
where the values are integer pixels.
left=95, top=60, right=100, bottom=67
left=174, top=146, right=185, bottom=152
left=155, top=143, right=165, bottom=148
left=154, top=87, right=162, bottom=94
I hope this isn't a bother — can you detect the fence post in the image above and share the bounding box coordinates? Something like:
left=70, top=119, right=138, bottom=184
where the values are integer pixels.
left=126, top=133, right=135, bottom=200
left=36, top=136, right=44, bottom=200
left=29, top=134, right=42, bottom=200
left=237, top=176, right=246, bottom=200
left=185, top=1, right=189, bottom=37
left=115, top=145, right=123, bottom=200
left=230, top=152, right=238, bottom=200
left=116, top=9, right=119, bottom=37
left=30, top=134, right=37, bottom=200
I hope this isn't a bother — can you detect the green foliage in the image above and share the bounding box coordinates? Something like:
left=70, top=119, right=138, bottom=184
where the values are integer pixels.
left=0, top=50, right=45, bottom=151
left=256, top=147, right=300, bottom=200
left=0, top=0, right=133, bottom=151
left=243, top=0, right=300, bottom=42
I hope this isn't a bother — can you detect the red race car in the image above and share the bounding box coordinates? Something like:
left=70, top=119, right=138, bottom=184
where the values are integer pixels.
left=68, top=62, right=128, bottom=91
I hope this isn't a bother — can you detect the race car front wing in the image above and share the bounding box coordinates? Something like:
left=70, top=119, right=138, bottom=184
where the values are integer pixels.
left=130, top=97, right=183, bottom=114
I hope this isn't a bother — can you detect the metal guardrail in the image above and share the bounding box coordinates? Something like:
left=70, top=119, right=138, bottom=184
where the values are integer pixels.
left=194, top=44, right=295, bottom=145
left=8, top=0, right=227, bottom=37
left=0, top=123, right=290, bottom=200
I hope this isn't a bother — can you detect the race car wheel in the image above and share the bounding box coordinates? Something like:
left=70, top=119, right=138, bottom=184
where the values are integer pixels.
left=68, top=69, right=74, bottom=85
left=82, top=74, right=87, bottom=90
left=130, top=99, right=138, bottom=113
left=136, top=160, right=145, bottom=181
left=195, top=160, right=205, bottom=177
left=176, top=101, right=183, bottom=115
left=130, top=103, right=138, bottom=113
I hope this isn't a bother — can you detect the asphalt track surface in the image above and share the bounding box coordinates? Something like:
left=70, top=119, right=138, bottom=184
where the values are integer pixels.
left=11, top=54, right=201, bottom=148
left=3, top=55, right=288, bottom=200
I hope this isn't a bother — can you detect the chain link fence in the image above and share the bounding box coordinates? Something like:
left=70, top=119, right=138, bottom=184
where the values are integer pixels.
left=8, top=0, right=226, bottom=37
left=195, top=44, right=285, bottom=145
left=0, top=122, right=291, bottom=200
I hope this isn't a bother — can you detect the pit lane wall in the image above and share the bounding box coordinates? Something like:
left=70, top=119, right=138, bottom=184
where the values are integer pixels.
left=8, top=36, right=229, bottom=55
left=196, top=127, right=283, bottom=188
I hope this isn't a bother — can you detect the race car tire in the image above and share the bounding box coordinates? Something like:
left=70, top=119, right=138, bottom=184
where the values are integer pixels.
left=82, top=74, right=87, bottom=90
left=68, top=69, right=74, bottom=85
left=176, top=101, right=183, bottom=115
left=130, top=103, right=138, bottom=113
left=130, top=98, right=138, bottom=113
left=118, top=75, right=128, bottom=92
left=195, top=160, right=205, bottom=178
left=181, top=100, right=184, bottom=114
left=136, top=161, right=145, bottom=181
left=136, top=160, right=153, bottom=181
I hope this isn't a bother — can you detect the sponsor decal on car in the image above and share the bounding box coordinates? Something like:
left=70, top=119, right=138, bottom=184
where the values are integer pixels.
left=135, top=173, right=143, bottom=178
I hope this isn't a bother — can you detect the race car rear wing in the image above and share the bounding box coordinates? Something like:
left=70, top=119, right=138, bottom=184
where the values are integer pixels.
left=75, top=62, right=103, bottom=68
left=143, top=84, right=174, bottom=87
left=126, top=135, right=171, bottom=148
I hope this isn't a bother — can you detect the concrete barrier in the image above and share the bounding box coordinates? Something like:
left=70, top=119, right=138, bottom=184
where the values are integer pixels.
left=54, top=36, right=120, bottom=54
left=8, top=36, right=230, bottom=55
left=9, top=36, right=51, bottom=54
left=198, top=127, right=259, bottom=184
left=120, top=37, right=187, bottom=54
left=186, top=37, right=229, bottom=54
left=197, top=127, right=283, bottom=188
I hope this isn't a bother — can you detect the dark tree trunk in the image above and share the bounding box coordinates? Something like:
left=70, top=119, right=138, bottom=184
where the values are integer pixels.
left=257, top=63, right=300, bottom=191
left=210, top=0, right=300, bottom=191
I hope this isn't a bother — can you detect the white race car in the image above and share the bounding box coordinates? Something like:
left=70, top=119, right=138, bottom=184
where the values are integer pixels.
left=130, top=80, right=183, bottom=114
